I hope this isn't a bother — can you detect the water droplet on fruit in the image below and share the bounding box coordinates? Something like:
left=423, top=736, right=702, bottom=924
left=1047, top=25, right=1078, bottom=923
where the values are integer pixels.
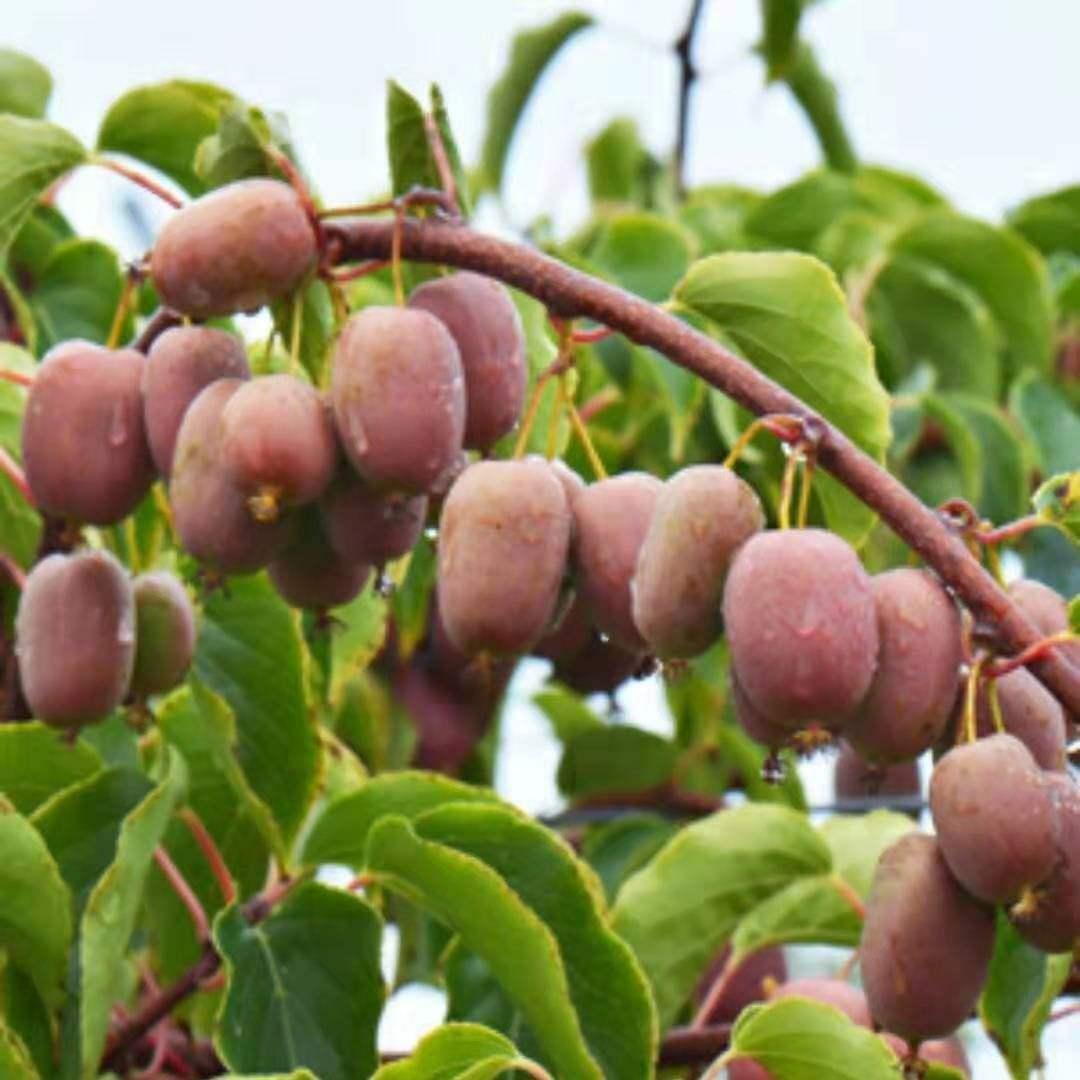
left=108, top=403, right=129, bottom=448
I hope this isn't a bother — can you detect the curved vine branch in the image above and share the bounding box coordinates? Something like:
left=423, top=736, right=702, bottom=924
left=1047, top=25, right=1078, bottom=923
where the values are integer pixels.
left=325, top=215, right=1080, bottom=719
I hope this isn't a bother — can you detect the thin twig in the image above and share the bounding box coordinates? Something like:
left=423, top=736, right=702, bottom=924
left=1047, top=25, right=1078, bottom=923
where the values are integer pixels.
left=324, top=215, right=1080, bottom=717
left=673, top=0, right=708, bottom=197
left=423, top=112, right=461, bottom=217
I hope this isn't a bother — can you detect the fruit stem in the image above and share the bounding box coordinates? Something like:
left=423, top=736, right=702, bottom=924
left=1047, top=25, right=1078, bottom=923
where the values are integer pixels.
left=577, top=386, right=620, bottom=424
left=986, top=677, right=1006, bottom=734
left=960, top=656, right=986, bottom=744
left=562, top=374, right=607, bottom=480
left=974, top=513, right=1046, bottom=546
left=548, top=378, right=566, bottom=459
left=985, top=631, right=1080, bottom=679
left=0, top=446, right=34, bottom=507
left=178, top=807, right=236, bottom=906
left=0, top=368, right=33, bottom=388
left=90, top=155, right=183, bottom=209
left=690, top=949, right=740, bottom=1029
left=326, top=258, right=391, bottom=284
left=512, top=324, right=575, bottom=458
left=289, top=289, right=304, bottom=376
left=778, top=447, right=799, bottom=530
left=796, top=448, right=815, bottom=528
left=152, top=846, right=210, bottom=942
left=721, top=413, right=805, bottom=470
left=106, top=270, right=139, bottom=350
left=829, top=873, right=867, bottom=920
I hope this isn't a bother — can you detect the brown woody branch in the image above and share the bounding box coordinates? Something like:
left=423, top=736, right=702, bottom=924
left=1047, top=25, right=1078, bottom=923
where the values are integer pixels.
left=325, top=215, right=1080, bottom=719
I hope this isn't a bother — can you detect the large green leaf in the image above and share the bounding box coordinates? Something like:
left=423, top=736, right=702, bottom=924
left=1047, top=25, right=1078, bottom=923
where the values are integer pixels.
left=328, top=580, right=389, bottom=707
left=746, top=171, right=855, bottom=252
left=146, top=681, right=279, bottom=983
left=0, top=115, right=86, bottom=258
left=412, top=802, right=658, bottom=1080
left=589, top=213, right=695, bottom=302
left=96, top=80, right=236, bottom=195
left=0, top=723, right=102, bottom=815
left=31, top=766, right=154, bottom=916
left=1008, top=184, right=1080, bottom=257
left=78, top=750, right=187, bottom=1079
left=194, top=102, right=298, bottom=191
left=674, top=251, right=891, bottom=543
left=367, top=814, right=602, bottom=1079
left=0, top=1017, right=38, bottom=1080
left=194, top=574, right=320, bottom=848
left=889, top=211, right=1053, bottom=379
left=819, top=810, right=915, bottom=899
left=2, top=968, right=52, bottom=1080
left=430, top=85, right=471, bottom=218
left=373, top=1023, right=534, bottom=1080
left=1008, top=371, right=1080, bottom=478
left=476, top=11, right=594, bottom=196
left=580, top=814, right=678, bottom=903
left=387, top=80, right=437, bottom=197
left=556, top=726, right=676, bottom=799
left=611, top=803, right=831, bottom=1028
left=270, top=278, right=335, bottom=388
left=301, top=771, right=499, bottom=869
left=533, top=685, right=604, bottom=744
left=978, top=912, right=1072, bottom=1080
left=586, top=118, right=648, bottom=206
left=31, top=237, right=129, bottom=349
left=0, top=50, right=51, bottom=120
left=213, top=883, right=384, bottom=1080
left=719, top=997, right=897, bottom=1078
left=0, top=797, right=72, bottom=1007
left=8, top=204, right=73, bottom=290
left=679, top=185, right=763, bottom=255
left=866, top=255, right=1000, bottom=396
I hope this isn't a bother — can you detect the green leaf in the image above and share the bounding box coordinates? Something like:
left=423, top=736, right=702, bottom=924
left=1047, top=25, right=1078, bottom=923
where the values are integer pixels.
left=0, top=1016, right=39, bottom=1080
left=1032, top=471, right=1080, bottom=543
left=611, top=803, right=831, bottom=1028
left=2, top=968, right=53, bottom=1080
left=557, top=726, right=677, bottom=799
left=679, top=185, right=762, bottom=254
left=722, top=997, right=897, bottom=1079
left=372, top=1023, right=526, bottom=1080
left=532, top=685, right=603, bottom=744
left=391, top=534, right=438, bottom=660
left=476, top=11, right=594, bottom=196
left=944, top=393, right=1028, bottom=525
left=194, top=102, right=297, bottom=190
left=889, top=211, right=1053, bottom=379
left=31, top=238, right=129, bottom=349
left=412, top=802, right=658, bottom=1080
left=729, top=874, right=861, bottom=961
left=146, top=681, right=280, bottom=982
left=270, top=278, right=335, bottom=387
left=674, top=251, right=891, bottom=544
left=1008, top=184, right=1080, bottom=257
left=580, top=814, right=677, bottom=903
left=213, top=883, right=384, bottom=1080
left=819, top=809, right=916, bottom=899
left=0, top=342, right=34, bottom=455
left=96, top=80, right=236, bottom=195
left=0, top=722, right=102, bottom=815
left=586, top=118, right=648, bottom=206
left=78, top=750, right=187, bottom=1078
left=31, top=766, right=154, bottom=915
left=387, top=81, right=438, bottom=197
left=0, top=116, right=86, bottom=259
left=367, top=815, right=602, bottom=1079
left=430, top=85, right=471, bottom=218
left=1008, top=371, right=1080, bottom=478
left=853, top=166, right=946, bottom=218
left=329, top=579, right=389, bottom=707
left=589, top=213, right=695, bottom=302
left=0, top=797, right=72, bottom=1007
left=301, top=771, right=498, bottom=869
left=916, top=392, right=984, bottom=505
left=745, top=171, right=855, bottom=252
left=865, top=255, right=1000, bottom=395
left=0, top=49, right=51, bottom=119
left=194, top=574, right=320, bottom=848
left=758, top=0, right=802, bottom=79
left=978, top=911, right=1071, bottom=1080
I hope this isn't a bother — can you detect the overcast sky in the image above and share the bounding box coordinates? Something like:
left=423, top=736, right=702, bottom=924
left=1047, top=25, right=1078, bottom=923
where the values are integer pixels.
left=8, top=2, right=1079, bottom=1072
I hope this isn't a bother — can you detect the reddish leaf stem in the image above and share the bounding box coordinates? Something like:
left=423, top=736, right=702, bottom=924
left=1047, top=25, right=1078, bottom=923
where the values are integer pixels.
left=423, top=111, right=461, bottom=218
left=973, top=514, right=1046, bottom=546
left=0, top=446, right=34, bottom=507
left=178, top=807, right=236, bottom=906
left=984, top=631, right=1079, bottom=679
left=570, top=324, right=615, bottom=344
left=0, top=369, right=33, bottom=388
left=153, top=847, right=209, bottom=942
left=91, top=156, right=183, bottom=209
left=0, top=553, right=26, bottom=590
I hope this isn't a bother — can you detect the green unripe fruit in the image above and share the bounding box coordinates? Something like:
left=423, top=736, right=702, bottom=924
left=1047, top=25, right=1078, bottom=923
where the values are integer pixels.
left=143, top=326, right=250, bottom=475
left=150, top=178, right=317, bottom=318
left=16, top=549, right=135, bottom=726
left=23, top=342, right=155, bottom=524
left=130, top=571, right=196, bottom=697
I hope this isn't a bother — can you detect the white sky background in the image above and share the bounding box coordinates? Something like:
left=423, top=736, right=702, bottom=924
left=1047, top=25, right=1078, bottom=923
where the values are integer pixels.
left=8, top=0, right=1080, bottom=1073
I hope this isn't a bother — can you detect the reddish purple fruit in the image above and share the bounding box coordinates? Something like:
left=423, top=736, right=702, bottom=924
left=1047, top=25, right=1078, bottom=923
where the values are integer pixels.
left=845, top=569, right=962, bottom=763
left=536, top=598, right=643, bottom=696
left=143, top=326, right=250, bottom=475
left=331, top=306, right=465, bottom=493
left=437, top=459, right=571, bottom=656
left=730, top=671, right=790, bottom=750
left=268, top=511, right=371, bottom=611
left=408, top=272, right=527, bottom=450
left=23, top=342, right=155, bottom=524
left=881, top=1032, right=970, bottom=1077
left=833, top=742, right=921, bottom=807
left=129, top=571, right=196, bottom=697
left=571, top=472, right=662, bottom=651
left=975, top=667, right=1067, bottom=771
left=321, top=471, right=427, bottom=567
left=722, top=529, right=879, bottom=732
left=16, top=549, right=135, bottom=726
left=169, top=380, right=292, bottom=573
left=220, top=374, right=337, bottom=520
left=930, top=733, right=1059, bottom=904
left=631, top=465, right=763, bottom=659
left=1010, top=578, right=1080, bottom=670
left=150, top=178, right=317, bottom=318
left=1012, top=772, right=1080, bottom=953
left=861, top=833, right=995, bottom=1041
left=693, top=945, right=787, bottom=1024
